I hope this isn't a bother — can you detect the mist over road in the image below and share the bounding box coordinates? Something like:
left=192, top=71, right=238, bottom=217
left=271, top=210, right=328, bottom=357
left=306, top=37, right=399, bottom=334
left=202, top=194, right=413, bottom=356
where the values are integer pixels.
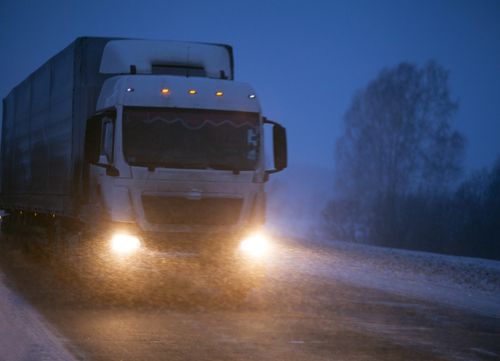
left=1, top=237, right=499, bottom=361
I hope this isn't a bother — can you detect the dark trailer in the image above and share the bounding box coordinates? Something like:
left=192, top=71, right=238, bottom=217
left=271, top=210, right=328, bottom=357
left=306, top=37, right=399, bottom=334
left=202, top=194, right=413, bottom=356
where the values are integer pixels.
left=1, top=37, right=115, bottom=216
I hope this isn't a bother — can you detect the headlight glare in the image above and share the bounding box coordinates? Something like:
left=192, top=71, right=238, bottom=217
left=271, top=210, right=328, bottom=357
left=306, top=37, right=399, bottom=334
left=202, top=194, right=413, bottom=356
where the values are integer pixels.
left=239, top=232, right=269, bottom=257
left=110, top=233, right=141, bottom=255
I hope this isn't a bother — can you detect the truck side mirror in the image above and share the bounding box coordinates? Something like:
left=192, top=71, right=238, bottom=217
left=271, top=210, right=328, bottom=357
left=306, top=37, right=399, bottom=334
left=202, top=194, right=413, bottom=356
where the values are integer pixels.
left=264, top=118, right=288, bottom=175
left=84, top=116, right=102, bottom=164
left=273, top=124, right=287, bottom=171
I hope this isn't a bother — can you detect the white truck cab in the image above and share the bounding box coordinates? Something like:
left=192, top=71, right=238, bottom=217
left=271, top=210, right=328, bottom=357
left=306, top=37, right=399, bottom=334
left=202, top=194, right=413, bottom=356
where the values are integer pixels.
left=82, top=40, right=287, bottom=257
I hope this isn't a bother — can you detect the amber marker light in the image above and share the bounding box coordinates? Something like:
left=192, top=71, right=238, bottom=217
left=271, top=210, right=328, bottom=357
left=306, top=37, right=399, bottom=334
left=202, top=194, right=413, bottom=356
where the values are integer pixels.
left=161, top=88, right=170, bottom=95
left=215, top=91, right=224, bottom=97
left=188, top=89, right=198, bottom=95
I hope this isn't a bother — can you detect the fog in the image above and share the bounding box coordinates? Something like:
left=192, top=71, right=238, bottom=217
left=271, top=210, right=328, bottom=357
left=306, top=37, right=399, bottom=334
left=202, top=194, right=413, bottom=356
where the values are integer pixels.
left=266, top=165, right=335, bottom=240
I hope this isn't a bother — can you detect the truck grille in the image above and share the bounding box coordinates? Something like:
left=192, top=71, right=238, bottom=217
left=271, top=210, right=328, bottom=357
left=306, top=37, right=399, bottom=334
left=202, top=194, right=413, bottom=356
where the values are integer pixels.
left=142, top=196, right=243, bottom=226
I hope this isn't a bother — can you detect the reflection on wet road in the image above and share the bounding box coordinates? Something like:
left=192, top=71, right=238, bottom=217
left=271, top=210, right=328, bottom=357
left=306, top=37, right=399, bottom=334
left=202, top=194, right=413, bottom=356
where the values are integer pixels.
left=1, top=239, right=499, bottom=361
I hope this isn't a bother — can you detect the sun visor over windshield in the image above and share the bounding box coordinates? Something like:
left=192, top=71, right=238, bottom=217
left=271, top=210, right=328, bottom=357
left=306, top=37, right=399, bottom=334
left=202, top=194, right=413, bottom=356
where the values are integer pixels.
left=99, top=40, right=234, bottom=80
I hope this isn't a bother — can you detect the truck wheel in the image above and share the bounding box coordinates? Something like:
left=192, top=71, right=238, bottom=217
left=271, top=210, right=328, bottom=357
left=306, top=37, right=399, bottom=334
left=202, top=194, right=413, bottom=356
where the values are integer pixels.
left=0, top=214, right=12, bottom=234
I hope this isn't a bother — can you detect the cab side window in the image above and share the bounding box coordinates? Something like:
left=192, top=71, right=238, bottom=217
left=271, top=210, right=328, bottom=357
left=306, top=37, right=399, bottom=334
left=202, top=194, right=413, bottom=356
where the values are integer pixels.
left=101, top=117, right=114, bottom=162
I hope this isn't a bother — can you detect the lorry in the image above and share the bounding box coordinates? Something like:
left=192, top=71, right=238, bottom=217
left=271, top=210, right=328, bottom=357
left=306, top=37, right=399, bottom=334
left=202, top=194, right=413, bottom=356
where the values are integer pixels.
left=0, top=37, right=287, bottom=294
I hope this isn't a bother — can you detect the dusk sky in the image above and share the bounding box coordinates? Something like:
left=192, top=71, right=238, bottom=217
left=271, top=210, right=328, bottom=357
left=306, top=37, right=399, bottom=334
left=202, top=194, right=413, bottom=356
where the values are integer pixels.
left=1, top=0, right=499, bottom=174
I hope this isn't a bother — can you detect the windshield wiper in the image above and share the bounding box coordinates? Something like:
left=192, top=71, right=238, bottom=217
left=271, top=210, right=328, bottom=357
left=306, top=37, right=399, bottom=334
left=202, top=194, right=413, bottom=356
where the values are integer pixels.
left=132, top=161, right=198, bottom=171
left=131, top=161, right=243, bottom=174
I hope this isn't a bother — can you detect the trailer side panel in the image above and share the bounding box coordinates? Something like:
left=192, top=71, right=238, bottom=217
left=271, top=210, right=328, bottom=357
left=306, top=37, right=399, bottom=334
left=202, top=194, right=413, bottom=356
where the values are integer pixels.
left=0, top=37, right=115, bottom=216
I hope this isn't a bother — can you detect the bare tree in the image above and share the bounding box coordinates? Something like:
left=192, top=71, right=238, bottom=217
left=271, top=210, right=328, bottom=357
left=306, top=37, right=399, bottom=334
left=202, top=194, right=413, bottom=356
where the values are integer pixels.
left=329, top=61, right=465, bottom=244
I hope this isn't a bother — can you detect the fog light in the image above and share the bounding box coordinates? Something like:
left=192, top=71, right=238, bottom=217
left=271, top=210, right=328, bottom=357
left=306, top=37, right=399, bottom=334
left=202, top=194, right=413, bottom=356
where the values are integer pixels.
left=240, top=232, right=269, bottom=257
left=111, top=233, right=141, bottom=255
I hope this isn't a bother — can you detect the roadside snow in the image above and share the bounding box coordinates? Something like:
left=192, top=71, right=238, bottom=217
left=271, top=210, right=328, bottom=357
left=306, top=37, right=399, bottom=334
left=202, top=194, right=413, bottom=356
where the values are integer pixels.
left=0, top=272, right=77, bottom=361
left=272, top=237, right=500, bottom=318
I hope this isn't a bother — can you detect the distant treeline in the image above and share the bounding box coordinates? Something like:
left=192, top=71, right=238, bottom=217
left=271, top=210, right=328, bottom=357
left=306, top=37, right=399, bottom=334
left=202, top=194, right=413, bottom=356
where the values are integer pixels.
left=324, top=61, right=500, bottom=260
left=323, top=159, right=500, bottom=260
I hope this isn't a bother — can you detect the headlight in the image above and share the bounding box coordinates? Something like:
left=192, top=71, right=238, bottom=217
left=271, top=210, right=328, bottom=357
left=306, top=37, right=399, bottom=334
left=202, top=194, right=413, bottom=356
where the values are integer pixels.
left=239, top=232, right=270, bottom=258
left=110, top=233, right=141, bottom=255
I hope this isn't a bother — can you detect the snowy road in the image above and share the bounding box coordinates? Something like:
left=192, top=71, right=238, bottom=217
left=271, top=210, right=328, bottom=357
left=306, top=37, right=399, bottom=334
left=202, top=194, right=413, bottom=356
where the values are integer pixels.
left=272, top=238, right=500, bottom=318
left=0, top=273, right=76, bottom=361
left=1, top=237, right=499, bottom=361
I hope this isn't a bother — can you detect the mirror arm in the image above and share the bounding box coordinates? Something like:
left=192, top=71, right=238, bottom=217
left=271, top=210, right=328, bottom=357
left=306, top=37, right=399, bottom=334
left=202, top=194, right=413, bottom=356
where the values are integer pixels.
left=265, top=169, right=280, bottom=175
left=95, top=108, right=117, bottom=119
left=263, top=117, right=280, bottom=126
left=91, top=162, right=120, bottom=177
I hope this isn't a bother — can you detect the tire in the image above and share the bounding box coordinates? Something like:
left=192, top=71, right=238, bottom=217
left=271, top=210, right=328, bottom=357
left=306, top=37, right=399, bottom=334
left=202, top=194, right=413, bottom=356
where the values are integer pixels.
left=0, top=214, right=13, bottom=234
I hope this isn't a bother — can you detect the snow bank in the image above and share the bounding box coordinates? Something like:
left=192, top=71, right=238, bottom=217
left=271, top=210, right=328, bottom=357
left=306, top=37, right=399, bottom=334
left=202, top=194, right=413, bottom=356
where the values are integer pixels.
left=0, top=272, right=77, bottom=361
left=273, top=238, right=500, bottom=318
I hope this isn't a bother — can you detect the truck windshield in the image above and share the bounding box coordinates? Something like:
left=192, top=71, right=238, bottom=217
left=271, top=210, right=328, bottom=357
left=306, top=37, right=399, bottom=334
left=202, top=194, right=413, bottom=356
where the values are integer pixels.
left=123, top=107, right=260, bottom=171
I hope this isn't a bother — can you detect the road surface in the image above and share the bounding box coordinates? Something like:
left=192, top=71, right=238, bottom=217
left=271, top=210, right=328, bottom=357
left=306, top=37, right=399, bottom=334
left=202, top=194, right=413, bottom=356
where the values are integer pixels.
left=1, top=236, right=499, bottom=361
